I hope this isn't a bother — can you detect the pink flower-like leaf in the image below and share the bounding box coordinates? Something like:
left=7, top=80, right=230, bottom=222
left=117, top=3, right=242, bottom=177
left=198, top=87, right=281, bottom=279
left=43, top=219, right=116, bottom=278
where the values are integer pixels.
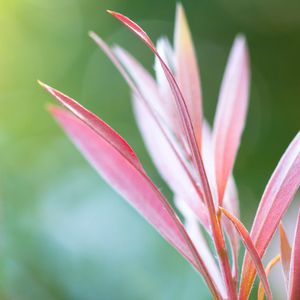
left=42, top=85, right=221, bottom=299
left=213, top=35, right=250, bottom=204
left=89, top=33, right=210, bottom=229
left=240, top=132, right=300, bottom=299
left=219, top=207, right=272, bottom=300
left=174, top=3, right=202, bottom=149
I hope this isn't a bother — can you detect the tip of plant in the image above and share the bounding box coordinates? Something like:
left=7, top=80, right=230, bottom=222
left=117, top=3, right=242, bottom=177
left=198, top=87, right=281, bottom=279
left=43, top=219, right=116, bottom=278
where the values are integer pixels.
left=37, top=80, right=52, bottom=92
left=88, top=31, right=96, bottom=39
left=37, top=80, right=45, bottom=87
left=106, top=9, right=114, bottom=15
left=176, top=2, right=183, bottom=12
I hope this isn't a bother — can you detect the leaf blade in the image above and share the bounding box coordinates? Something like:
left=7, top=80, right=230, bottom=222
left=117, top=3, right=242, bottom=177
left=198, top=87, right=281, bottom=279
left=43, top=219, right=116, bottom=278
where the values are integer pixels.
left=219, top=207, right=272, bottom=300
left=41, top=85, right=221, bottom=298
left=174, top=3, right=202, bottom=148
left=257, top=255, right=280, bottom=300
left=240, top=132, right=300, bottom=299
left=213, top=35, right=250, bottom=204
left=279, top=223, right=292, bottom=290
left=288, top=210, right=300, bottom=300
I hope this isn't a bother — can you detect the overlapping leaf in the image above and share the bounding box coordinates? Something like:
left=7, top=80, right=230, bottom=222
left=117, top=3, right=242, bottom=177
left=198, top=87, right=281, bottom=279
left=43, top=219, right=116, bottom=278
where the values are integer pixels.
left=213, top=36, right=249, bottom=204
left=240, top=132, right=300, bottom=299
left=42, top=89, right=221, bottom=298
left=220, top=207, right=272, bottom=300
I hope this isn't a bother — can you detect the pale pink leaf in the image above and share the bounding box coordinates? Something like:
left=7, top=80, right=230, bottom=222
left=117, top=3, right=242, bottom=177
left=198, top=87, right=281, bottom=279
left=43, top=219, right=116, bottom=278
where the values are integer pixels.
left=132, top=93, right=209, bottom=228
left=107, top=10, right=210, bottom=201
left=220, top=207, right=272, bottom=300
left=174, top=3, right=202, bottom=149
left=240, top=132, right=300, bottom=299
left=154, top=37, right=181, bottom=137
left=113, top=46, right=171, bottom=131
left=288, top=210, right=300, bottom=300
left=175, top=197, right=226, bottom=298
left=213, top=35, right=250, bottom=204
left=222, top=177, right=240, bottom=281
left=202, top=121, right=240, bottom=280
left=108, top=11, right=235, bottom=297
left=47, top=103, right=221, bottom=299
left=89, top=33, right=209, bottom=228
left=38, top=81, right=143, bottom=172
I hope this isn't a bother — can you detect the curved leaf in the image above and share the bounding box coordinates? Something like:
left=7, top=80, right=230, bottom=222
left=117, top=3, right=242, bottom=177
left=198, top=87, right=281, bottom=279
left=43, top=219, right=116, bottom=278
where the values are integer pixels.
left=174, top=3, right=202, bottom=148
left=257, top=255, right=280, bottom=300
left=213, top=35, right=250, bottom=204
left=89, top=33, right=209, bottom=228
left=175, top=197, right=226, bottom=298
left=42, top=87, right=221, bottom=298
left=288, top=210, right=300, bottom=300
left=219, top=207, right=272, bottom=300
left=279, top=223, right=292, bottom=290
left=38, top=81, right=143, bottom=171
left=240, top=132, right=300, bottom=299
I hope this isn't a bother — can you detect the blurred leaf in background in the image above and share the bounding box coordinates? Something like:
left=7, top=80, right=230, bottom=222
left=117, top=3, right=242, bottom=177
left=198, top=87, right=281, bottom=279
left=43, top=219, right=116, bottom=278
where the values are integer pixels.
left=0, top=0, right=299, bottom=299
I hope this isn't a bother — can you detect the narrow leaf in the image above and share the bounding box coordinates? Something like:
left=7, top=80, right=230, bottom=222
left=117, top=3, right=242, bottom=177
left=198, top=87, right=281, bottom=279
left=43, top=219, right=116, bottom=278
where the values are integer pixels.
left=219, top=207, right=272, bottom=300
left=108, top=11, right=236, bottom=297
left=107, top=10, right=209, bottom=201
left=213, top=35, right=249, bottom=204
left=222, top=178, right=240, bottom=281
left=202, top=122, right=240, bottom=281
left=89, top=33, right=209, bottom=229
left=43, top=90, right=220, bottom=299
left=174, top=3, right=202, bottom=148
left=240, top=132, right=300, bottom=299
left=257, top=255, right=280, bottom=300
left=288, top=210, right=300, bottom=300
left=132, top=93, right=209, bottom=228
left=38, top=81, right=143, bottom=171
left=279, top=223, right=292, bottom=289
left=175, top=197, right=226, bottom=298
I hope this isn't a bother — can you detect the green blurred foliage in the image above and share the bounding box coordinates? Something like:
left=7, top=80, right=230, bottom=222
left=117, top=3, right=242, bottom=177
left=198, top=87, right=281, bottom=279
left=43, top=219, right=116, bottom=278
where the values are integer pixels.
left=0, top=0, right=299, bottom=299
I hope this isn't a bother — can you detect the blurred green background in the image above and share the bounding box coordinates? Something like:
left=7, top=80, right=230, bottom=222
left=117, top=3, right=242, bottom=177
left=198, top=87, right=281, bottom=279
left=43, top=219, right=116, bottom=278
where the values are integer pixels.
left=0, top=0, right=299, bottom=299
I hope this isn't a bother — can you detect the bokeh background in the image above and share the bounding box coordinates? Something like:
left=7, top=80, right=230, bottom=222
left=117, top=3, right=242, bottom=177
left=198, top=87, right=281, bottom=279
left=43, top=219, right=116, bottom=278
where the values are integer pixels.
left=0, top=0, right=299, bottom=299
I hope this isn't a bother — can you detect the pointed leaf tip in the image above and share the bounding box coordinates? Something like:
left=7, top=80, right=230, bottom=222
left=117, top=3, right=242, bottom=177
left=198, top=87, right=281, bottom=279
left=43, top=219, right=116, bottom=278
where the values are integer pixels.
left=279, top=222, right=292, bottom=290
left=240, top=131, right=300, bottom=299
left=213, top=34, right=250, bottom=204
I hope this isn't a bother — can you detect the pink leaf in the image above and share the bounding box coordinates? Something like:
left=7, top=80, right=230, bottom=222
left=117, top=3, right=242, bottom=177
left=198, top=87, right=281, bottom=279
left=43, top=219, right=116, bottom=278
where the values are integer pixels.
left=108, top=11, right=235, bottom=297
left=38, top=81, right=143, bottom=172
left=107, top=10, right=208, bottom=197
left=257, top=255, right=280, bottom=300
left=89, top=33, right=209, bottom=229
left=219, top=207, right=272, bottom=300
left=213, top=35, right=250, bottom=204
left=202, top=121, right=240, bottom=280
left=174, top=3, right=202, bottom=149
left=154, top=37, right=178, bottom=128
left=288, top=210, right=300, bottom=300
left=222, top=178, right=240, bottom=281
left=175, top=197, right=226, bottom=298
left=42, top=85, right=221, bottom=298
left=132, top=93, right=210, bottom=228
left=240, top=132, right=300, bottom=299
left=279, top=223, right=292, bottom=290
